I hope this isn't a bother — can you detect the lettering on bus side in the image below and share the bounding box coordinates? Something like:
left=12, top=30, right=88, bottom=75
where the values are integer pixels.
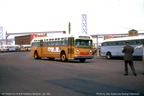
left=48, top=47, right=60, bottom=52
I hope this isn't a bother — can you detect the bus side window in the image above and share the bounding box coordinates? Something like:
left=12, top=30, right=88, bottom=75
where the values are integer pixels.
left=43, top=42, right=45, bottom=46
left=61, top=41, right=64, bottom=46
left=33, top=43, right=35, bottom=46
left=115, top=42, right=119, bottom=45
left=35, top=42, right=38, bottom=46
left=129, top=41, right=135, bottom=45
left=104, top=43, right=109, bottom=46
left=34, top=42, right=38, bottom=46
left=135, top=40, right=141, bottom=45
left=105, top=43, right=107, bottom=46
left=108, top=42, right=111, bottom=46
left=57, top=41, right=60, bottom=45
left=121, top=41, right=125, bottom=45
left=33, top=42, right=36, bottom=46
left=139, top=40, right=143, bottom=44
left=61, top=40, right=67, bottom=46
left=49, top=41, right=51, bottom=46
left=52, top=41, right=54, bottom=46
left=113, top=42, right=116, bottom=46
left=111, top=42, right=115, bottom=46
left=102, top=42, right=107, bottom=46
left=55, top=41, right=58, bottom=46
left=43, top=42, right=48, bottom=46
left=38, top=42, right=40, bottom=46
left=142, top=40, right=144, bottom=45
left=109, top=42, right=111, bottom=46
left=103, top=42, right=107, bottom=46
left=109, top=42, right=112, bottom=46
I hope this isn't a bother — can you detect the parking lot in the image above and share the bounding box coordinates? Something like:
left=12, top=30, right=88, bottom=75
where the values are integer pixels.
left=0, top=52, right=144, bottom=96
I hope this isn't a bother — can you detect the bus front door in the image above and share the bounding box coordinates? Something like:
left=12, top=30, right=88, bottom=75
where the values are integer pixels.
left=40, top=40, right=43, bottom=57
left=68, top=37, right=74, bottom=59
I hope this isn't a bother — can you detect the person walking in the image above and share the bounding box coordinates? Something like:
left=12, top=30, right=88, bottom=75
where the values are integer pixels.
left=142, top=44, right=144, bottom=75
left=122, top=41, right=137, bottom=76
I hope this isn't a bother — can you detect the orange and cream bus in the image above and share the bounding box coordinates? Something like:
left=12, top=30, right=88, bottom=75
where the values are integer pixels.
left=31, top=34, right=93, bottom=62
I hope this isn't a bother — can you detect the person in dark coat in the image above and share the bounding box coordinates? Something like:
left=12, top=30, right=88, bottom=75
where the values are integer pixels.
left=122, top=41, right=137, bottom=76
left=142, top=43, right=144, bottom=75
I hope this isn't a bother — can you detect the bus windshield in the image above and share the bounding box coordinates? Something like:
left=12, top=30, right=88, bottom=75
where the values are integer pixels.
left=75, top=39, right=92, bottom=48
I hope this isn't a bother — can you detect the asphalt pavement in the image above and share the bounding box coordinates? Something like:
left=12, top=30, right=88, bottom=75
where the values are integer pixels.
left=0, top=52, right=144, bottom=96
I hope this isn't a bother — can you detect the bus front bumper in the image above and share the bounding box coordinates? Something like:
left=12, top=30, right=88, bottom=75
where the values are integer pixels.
left=74, top=55, right=94, bottom=59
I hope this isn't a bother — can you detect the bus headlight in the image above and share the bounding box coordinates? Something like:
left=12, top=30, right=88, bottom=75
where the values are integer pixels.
left=77, top=49, right=79, bottom=52
left=90, top=50, right=92, bottom=53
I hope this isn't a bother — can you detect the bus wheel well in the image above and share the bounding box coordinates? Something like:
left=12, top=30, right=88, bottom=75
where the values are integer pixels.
left=60, top=50, right=67, bottom=62
left=106, top=52, right=112, bottom=59
left=60, top=50, right=66, bottom=56
left=34, top=50, right=38, bottom=53
left=34, top=50, right=41, bottom=59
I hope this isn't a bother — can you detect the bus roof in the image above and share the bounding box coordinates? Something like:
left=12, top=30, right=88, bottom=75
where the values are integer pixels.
left=0, top=45, right=20, bottom=47
left=31, top=34, right=93, bottom=42
left=21, top=45, right=31, bottom=47
left=102, top=36, right=144, bottom=43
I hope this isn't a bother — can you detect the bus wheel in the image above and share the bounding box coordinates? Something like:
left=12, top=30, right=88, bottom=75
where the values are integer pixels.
left=106, top=52, right=112, bottom=59
left=61, top=53, right=67, bottom=62
left=79, top=59, right=86, bottom=63
left=34, top=52, right=41, bottom=59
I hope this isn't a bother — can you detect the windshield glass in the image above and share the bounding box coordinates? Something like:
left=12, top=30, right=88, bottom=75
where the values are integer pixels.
left=75, top=39, right=92, bottom=48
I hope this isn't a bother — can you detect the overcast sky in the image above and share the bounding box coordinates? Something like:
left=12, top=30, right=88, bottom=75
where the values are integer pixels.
left=0, top=0, right=144, bottom=38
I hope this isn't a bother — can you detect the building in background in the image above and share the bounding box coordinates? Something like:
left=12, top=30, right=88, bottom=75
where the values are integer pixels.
left=128, top=29, right=138, bottom=36
left=15, top=34, right=46, bottom=45
left=15, top=35, right=31, bottom=45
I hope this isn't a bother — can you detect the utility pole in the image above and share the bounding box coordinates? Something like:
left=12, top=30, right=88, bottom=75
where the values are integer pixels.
left=0, top=26, right=3, bottom=40
left=0, top=26, right=3, bottom=45
left=69, top=22, right=71, bottom=34
left=6, top=31, right=8, bottom=45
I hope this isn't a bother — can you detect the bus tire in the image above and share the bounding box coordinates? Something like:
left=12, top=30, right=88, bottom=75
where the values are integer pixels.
left=106, top=52, right=112, bottom=59
left=34, top=52, right=41, bottom=59
left=79, top=59, right=86, bottom=63
left=61, top=53, right=67, bottom=62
